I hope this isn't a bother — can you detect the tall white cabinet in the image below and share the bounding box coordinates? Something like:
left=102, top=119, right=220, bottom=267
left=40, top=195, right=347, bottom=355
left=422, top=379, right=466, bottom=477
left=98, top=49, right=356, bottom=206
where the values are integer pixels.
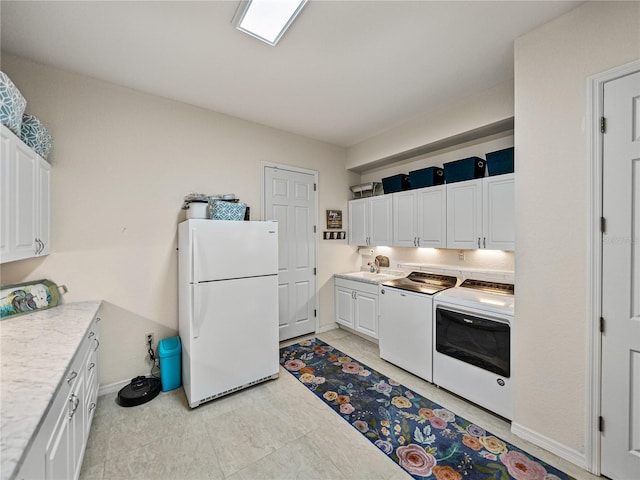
left=393, top=185, right=446, bottom=248
left=0, top=125, right=51, bottom=263
left=348, top=194, right=392, bottom=246
left=446, top=173, right=514, bottom=250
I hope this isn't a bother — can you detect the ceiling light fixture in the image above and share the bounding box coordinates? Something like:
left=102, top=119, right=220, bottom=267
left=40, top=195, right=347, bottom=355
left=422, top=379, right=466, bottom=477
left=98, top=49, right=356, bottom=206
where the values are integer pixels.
left=232, top=0, right=308, bottom=46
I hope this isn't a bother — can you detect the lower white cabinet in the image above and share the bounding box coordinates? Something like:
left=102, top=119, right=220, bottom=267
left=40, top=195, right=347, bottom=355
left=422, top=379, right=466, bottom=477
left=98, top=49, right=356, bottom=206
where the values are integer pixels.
left=16, top=315, right=100, bottom=480
left=335, top=278, right=379, bottom=339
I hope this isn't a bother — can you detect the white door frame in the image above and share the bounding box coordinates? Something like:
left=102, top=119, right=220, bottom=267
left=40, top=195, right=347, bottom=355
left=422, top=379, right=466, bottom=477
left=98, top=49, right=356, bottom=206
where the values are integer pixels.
left=260, top=161, right=320, bottom=335
left=586, top=58, right=640, bottom=475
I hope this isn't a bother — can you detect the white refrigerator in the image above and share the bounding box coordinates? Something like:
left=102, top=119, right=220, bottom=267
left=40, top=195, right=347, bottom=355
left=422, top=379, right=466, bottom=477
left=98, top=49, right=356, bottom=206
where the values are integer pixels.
left=178, top=219, right=279, bottom=408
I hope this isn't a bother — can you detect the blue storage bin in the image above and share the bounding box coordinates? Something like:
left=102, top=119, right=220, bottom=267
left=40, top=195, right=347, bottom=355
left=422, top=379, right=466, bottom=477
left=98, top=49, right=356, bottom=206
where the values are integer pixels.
left=443, top=156, right=486, bottom=184
left=382, top=174, right=410, bottom=193
left=486, top=147, right=514, bottom=176
left=158, top=336, right=182, bottom=392
left=408, top=167, right=445, bottom=189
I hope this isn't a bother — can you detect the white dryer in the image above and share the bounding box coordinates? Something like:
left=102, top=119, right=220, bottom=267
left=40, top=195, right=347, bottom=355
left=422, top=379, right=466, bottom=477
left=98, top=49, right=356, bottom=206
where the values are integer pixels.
left=433, top=279, right=514, bottom=419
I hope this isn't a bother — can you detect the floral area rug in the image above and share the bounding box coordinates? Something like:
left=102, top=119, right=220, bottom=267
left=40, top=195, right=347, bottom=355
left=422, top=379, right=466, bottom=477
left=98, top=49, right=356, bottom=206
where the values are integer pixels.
left=280, top=338, right=574, bottom=480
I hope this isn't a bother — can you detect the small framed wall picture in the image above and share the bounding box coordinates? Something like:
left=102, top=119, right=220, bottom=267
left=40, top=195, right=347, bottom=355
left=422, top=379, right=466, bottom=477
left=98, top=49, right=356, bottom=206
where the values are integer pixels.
left=323, top=231, right=346, bottom=240
left=326, top=209, right=342, bottom=229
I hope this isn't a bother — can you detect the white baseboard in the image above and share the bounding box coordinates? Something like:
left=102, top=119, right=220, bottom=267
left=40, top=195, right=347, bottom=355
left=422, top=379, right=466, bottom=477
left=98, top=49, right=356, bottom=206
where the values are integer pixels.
left=98, top=379, right=131, bottom=397
left=511, top=422, right=586, bottom=469
left=316, top=323, right=339, bottom=334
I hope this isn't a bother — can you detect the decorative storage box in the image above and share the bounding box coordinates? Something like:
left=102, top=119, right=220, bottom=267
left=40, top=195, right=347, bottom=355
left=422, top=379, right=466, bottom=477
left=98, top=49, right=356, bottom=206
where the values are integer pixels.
left=210, top=200, right=247, bottom=221
left=486, top=147, right=514, bottom=176
left=20, top=114, right=53, bottom=160
left=443, top=156, right=486, bottom=184
left=382, top=174, right=410, bottom=193
left=408, top=167, right=445, bottom=189
left=0, top=71, right=27, bottom=135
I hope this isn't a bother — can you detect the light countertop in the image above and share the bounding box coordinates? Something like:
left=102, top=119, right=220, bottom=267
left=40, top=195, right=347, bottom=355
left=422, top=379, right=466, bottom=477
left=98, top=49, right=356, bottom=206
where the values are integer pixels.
left=334, top=269, right=406, bottom=285
left=0, top=301, right=102, bottom=480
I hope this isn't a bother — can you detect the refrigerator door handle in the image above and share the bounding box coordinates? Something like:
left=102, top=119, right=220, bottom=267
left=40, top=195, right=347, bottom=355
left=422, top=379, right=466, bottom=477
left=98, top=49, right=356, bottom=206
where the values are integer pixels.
left=192, top=287, right=203, bottom=339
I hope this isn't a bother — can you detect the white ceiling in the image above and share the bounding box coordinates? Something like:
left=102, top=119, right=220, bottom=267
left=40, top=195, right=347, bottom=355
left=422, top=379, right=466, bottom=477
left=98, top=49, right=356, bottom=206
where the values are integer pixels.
left=1, top=1, right=580, bottom=147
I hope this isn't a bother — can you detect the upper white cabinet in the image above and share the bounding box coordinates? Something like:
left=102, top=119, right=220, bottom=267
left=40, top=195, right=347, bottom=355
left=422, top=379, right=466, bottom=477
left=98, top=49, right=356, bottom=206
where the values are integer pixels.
left=446, top=173, right=514, bottom=250
left=0, top=125, right=51, bottom=263
left=393, top=185, right=446, bottom=248
left=348, top=195, right=392, bottom=246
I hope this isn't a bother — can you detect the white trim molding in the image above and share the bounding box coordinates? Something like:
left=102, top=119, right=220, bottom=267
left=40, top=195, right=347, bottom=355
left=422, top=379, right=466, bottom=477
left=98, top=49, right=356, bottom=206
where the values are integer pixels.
left=98, top=379, right=132, bottom=397
left=585, top=58, right=640, bottom=476
left=316, top=323, right=339, bottom=334
left=511, top=423, right=586, bottom=470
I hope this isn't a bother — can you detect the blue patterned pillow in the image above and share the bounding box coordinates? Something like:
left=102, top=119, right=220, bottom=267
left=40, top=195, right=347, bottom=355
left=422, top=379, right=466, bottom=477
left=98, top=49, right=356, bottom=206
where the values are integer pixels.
left=210, top=201, right=247, bottom=221
left=0, top=71, right=27, bottom=135
left=20, top=114, right=53, bottom=160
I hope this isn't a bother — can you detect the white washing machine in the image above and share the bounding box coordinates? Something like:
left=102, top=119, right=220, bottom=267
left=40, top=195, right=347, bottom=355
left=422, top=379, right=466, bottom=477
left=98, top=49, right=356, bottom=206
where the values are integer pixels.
left=379, top=272, right=458, bottom=382
left=432, top=279, right=515, bottom=419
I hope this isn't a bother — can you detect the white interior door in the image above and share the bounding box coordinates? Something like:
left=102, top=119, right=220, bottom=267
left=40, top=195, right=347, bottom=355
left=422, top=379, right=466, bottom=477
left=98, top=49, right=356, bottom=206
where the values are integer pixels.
left=601, top=70, right=640, bottom=479
left=264, top=166, right=316, bottom=341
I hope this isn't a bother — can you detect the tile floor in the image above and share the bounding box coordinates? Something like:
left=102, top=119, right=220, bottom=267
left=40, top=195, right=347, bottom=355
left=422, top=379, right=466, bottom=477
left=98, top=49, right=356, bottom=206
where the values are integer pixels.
left=79, top=328, right=600, bottom=480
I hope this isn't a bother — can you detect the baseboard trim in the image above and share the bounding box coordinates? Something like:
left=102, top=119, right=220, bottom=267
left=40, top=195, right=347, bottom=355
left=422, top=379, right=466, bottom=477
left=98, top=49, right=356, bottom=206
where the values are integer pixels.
left=511, top=422, right=586, bottom=469
left=316, top=323, right=339, bottom=334
left=98, top=379, right=131, bottom=397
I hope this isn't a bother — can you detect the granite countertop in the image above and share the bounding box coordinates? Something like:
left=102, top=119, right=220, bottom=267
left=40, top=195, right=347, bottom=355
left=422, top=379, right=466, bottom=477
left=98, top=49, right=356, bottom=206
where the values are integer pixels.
left=0, top=300, right=102, bottom=480
left=334, top=269, right=406, bottom=285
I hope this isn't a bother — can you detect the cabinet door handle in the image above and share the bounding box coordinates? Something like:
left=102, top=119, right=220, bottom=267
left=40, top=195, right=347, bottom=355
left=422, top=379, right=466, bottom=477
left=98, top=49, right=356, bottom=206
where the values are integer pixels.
left=67, top=371, right=78, bottom=385
left=88, top=362, right=96, bottom=372
left=413, top=237, right=416, bottom=246
left=483, top=237, right=486, bottom=248
left=478, top=237, right=481, bottom=248
left=417, top=237, right=420, bottom=246
left=89, top=402, right=96, bottom=413
left=88, top=331, right=95, bottom=339
left=93, top=338, right=100, bottom=352
left=68, top=394, right=79, bottom=420
left=39, top=239, right=44, bottom=253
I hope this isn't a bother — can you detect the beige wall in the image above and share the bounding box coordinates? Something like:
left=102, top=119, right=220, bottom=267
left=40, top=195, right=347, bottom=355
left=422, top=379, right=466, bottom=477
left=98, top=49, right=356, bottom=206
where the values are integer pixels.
left=347, top=80, right=514, bottom=170
left=514, top=0, right=640, bottom=456
left=0, top=54, right=359, bottom=386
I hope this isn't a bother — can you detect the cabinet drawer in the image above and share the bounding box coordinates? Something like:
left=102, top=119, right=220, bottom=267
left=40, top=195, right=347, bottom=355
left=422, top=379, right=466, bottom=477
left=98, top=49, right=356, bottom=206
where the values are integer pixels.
left=334, top=278, right=380, bottom=295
